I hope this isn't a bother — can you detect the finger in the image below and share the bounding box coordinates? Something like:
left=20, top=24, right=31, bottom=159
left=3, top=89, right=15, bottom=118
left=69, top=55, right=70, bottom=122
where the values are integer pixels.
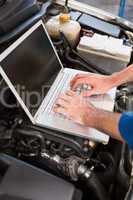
left=70, top=74, right=87, bottom=87
left=53, top=104, right=59, bottom=109
left=65, top=90, right=76, bottom=97
left=59, top=92, right=76, bottom=101
left=57, top=93, right=70, bottom=102
left=57, top=95, right=71, bottom=103
left=55, top=98, right=69, bottom=108
left=70, top=73, right=90, bottom=86
left=53, top=106, right=67, bottom=116
left=74, top=73, right=88, bottom=79
left=71, top=79, right=89, bottom=91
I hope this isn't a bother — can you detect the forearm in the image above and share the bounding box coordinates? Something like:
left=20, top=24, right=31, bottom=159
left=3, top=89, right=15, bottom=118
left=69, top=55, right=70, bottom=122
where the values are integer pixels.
left=84, top=108, right=124, bottom=142
left=110, top=64, right=133, bottom=87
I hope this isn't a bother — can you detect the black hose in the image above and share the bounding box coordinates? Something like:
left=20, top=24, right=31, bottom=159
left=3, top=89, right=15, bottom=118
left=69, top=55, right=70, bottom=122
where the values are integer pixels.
left=65, top=0, right=68, bottom=7
left=96, top=152, right=116, bottom=185
left=85, top=171, right=110, bottom=200
left=65, top=50, right=99, bottom=73
left=14, top=128, right=45, bottom=148
left=21, top=124, right=85, bottom=157
left=117, top=144, right=130, bottom=190
left=124, top=178, right=133, bottom=200
left=72, top=49, right=110, bottom=75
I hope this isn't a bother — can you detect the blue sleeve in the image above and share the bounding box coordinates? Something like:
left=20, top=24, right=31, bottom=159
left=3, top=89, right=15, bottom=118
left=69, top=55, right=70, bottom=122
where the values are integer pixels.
left=119, top=112, right=133, bottom=149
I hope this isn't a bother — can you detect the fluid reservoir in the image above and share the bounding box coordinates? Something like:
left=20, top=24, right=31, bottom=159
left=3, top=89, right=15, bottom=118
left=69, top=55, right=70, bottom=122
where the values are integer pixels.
left=45, top=14, right=81, bottom=47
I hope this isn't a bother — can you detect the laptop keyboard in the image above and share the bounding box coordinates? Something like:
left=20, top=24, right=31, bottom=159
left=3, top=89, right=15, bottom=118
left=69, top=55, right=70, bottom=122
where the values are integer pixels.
left=45, top=72, right=74, bottom=115
left=43, top=71, right=92, bottom=117
left=75, top=84, right=92, bottom=95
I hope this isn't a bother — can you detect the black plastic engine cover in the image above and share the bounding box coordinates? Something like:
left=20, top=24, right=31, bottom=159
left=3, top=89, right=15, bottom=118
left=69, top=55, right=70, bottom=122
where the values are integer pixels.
left=0, top=154, right=82, bottom=200
left=0, top=0, right=40, bottom=36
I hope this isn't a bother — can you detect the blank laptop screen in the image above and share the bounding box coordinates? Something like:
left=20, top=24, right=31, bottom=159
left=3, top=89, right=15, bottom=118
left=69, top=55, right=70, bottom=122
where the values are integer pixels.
left=0, top=25, right=61, bottom=116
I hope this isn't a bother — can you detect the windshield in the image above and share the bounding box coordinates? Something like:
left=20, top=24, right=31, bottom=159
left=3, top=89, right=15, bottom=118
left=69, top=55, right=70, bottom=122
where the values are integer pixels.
left=75, top=0, right=133, bottom=22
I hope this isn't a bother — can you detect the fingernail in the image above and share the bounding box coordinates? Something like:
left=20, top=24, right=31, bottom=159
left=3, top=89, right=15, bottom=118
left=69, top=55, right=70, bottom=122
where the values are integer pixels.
left=53, top=105, right=57, bottom=109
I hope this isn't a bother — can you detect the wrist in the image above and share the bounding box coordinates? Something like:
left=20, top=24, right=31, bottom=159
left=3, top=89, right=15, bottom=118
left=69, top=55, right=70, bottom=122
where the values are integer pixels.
left=109, top=72, right=124, bottom=88
left=110, top=64, right=133, bottom=87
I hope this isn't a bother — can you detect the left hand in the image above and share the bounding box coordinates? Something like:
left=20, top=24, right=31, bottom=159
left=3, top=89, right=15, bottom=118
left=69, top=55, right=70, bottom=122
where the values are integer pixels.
left=53, top=90, right=95, bottom=125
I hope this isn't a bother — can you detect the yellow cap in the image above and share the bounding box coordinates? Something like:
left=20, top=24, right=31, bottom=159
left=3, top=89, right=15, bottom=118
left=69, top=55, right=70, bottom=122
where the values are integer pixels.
left=59, top=14, right=71, bottom=23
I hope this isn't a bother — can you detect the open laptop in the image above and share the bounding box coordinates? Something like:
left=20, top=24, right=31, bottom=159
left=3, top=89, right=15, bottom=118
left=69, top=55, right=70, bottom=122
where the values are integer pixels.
left=0, top=20, right=116, bottom=143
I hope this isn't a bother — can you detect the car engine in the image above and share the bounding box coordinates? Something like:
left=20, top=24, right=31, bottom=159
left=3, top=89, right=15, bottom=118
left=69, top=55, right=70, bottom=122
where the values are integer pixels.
left=0, top=0, right=133, bottom=200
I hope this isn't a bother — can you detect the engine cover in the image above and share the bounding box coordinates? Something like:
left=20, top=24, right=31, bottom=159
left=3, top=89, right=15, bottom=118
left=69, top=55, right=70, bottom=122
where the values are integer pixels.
left=0, top=154, right=82, bottom=200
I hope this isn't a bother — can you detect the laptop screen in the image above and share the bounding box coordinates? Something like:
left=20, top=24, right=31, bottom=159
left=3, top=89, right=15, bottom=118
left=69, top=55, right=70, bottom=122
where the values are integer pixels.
left=0, top=24, right=62, bottom=116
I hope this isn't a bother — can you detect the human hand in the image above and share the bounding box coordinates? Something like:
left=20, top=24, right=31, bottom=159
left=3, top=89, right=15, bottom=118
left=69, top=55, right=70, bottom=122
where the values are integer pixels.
left=70, top=73, right=114, bottom=97
left=53, top=90, right=97, bottom=126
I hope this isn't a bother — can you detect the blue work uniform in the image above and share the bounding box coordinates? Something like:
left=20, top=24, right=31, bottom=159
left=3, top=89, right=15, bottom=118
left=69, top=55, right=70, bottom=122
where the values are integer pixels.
left=119, top=112, right=133, bottom=149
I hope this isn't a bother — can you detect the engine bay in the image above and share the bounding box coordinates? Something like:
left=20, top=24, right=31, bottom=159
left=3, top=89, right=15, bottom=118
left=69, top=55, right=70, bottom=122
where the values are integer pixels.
left=0, top=0, right=133, bottom=200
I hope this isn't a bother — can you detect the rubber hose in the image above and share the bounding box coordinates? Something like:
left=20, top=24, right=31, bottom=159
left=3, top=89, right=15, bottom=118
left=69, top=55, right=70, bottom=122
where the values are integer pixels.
left=96, top=152, right=116, bottom=185
left=85, top=171, right=110, bottom=200
left=124, top=179, right=133, bottom=200
left=118, top=144, right=130, bottom=190
left=65, top=50, right=99, bottom=73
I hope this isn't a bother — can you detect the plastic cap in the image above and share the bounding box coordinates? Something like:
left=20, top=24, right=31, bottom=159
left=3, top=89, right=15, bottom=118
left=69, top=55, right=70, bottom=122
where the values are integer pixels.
left=59, top=14, right=71, bottom=23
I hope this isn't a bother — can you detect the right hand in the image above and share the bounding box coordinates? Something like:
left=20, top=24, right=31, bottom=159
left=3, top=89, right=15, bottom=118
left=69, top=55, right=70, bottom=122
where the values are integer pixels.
left=70, top=73, right=114, bottom=96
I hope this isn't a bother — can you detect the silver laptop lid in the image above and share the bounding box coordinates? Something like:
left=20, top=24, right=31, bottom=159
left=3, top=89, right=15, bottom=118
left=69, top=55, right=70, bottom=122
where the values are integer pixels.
left=0, top=20, right=64, bottom=123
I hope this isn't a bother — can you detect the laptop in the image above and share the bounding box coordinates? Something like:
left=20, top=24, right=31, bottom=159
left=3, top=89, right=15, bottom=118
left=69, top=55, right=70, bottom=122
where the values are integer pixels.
left=0, top=20, right=116, bottom=143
